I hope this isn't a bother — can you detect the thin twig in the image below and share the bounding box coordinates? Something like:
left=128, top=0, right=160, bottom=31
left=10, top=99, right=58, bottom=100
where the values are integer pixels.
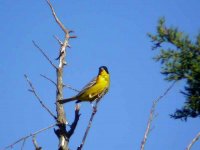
left=32, top=40, right=57, bottom=69
left=46, top=0, right=68, bottom=34
left=140, top=81, right=176, bottom=150
left=186, top=131, right=200, bottom=150
left=32, top=136, right=42, bottom=150
left=63, top=83, right=80, bottom=92
left=53, top=35, right=63, bottom=45
left=77, top=91, right=107, bottom=150
left=24, top=74, right=57, bottom=119
left=68, top=104, right=81, bottom=138
left=20, top=139, right=26, bottom=150
left=40, top=74, right=57, bottom=86
left=53, top=35, right=71, bottom=48
left=3, top=123, right=56, bottom=150
left=77, top=101, right=99, bottom=150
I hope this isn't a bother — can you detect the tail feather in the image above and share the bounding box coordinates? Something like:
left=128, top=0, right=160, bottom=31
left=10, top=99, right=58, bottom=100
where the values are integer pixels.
left=59, top=97, right=76, bottom=104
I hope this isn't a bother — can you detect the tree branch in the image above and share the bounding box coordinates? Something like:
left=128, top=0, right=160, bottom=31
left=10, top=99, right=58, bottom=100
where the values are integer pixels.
left=40, top=74, right=57, bottom=86
left=24, top=74, right=57, bottom=119
left=77, top=101, right=99, bottom=150
left=140, top=81, right=176, bottom=150
left=77, top=91, right=107, bottom=150
left=20, top=139, right=26, bottom=150
left=46, top=0, right=68, bottom=34
left=32, top=40, right=57, bottom=69
left=46, top=1, right=72, bottom=150
left=46, top=0, right=76, bottom=66
left=32, top=136, right=42, bottom=150
left=186, top=131, right=200, bottom=150
left=46, top=1, right=78, bottom=149
left=63, top=83, right=80, bottom=92
left=3, top=123, right=56, bottom=150
left=68, top=104, right=81, bottom=139
left=54, top=35, right=63, bottom=46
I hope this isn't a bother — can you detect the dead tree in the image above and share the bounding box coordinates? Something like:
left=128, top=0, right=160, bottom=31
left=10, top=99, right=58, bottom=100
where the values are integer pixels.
left=3, top=1, right=103, bottom=150
left=3, top=0, right=79, bottom=149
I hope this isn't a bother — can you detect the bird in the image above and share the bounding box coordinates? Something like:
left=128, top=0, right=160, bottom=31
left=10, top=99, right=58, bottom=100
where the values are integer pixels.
left=59, top=66, right=110, bottom=104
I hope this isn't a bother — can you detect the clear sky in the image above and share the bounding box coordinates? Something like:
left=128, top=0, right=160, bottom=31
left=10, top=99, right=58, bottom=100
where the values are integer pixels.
left=1, top=0, right=200, bottom=150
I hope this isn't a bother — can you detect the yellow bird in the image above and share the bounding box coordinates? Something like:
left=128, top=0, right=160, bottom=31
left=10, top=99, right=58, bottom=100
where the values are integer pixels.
left=59, top=66, right=110, bottom=104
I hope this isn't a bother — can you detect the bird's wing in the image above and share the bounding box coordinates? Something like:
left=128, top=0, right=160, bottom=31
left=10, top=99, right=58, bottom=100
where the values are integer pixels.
left=77, top=77, right=97, bottom=96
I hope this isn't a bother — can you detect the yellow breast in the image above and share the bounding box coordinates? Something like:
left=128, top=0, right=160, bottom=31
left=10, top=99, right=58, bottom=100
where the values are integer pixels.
left=77, top=73, right=110, bottom=101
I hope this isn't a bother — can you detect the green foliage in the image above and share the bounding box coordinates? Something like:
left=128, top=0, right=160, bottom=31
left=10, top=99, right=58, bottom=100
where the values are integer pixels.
left=149, top=17, right=200, bottom=120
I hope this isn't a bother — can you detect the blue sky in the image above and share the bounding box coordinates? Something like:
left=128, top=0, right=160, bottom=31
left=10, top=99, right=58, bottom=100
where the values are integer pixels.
left=1, top=0, right=200, bottom=150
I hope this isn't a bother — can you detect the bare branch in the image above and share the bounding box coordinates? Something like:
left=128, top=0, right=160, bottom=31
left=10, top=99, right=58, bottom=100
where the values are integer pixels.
left=46, top=1, right=78, bottom=149
left=46, top=1, right=71, bottom=149
left=140, top=81, right=176, bottom=150
left=24, top=74, right=57, bottom=119
left=63, top=83, right=80, bottom=92
left=32, top=40, right=57, bottom=69
left=46, top=0, right=68, bottom=34
left=67, top=44, right=71, bottom=48
left=32, top=136, right=42, bottom=150
left=46, top=0, right=77, bottom=66
left=54, top=35, right=63, bottom=46
left=3, top=123, right=56, bottom=150
left=69, top=35, right=77, bottom=39
left=40, top=74, right=57, bottom=86
left=186, top=131, right=200, bottom=150
left=53, top=35, right=71, bottom=48
left=20, top=139, right=26, bottom=150
left=58, top=36, right=68, bottom=67
left=77, top=91, right=107, bottom=150
left=68, top=104, right=81, bottom=138
left=77, top=101, right=99, bottom=150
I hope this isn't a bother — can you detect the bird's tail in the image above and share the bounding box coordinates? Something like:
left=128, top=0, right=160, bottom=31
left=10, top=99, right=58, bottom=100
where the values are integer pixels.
left=58, top=97, right=76, bottom=104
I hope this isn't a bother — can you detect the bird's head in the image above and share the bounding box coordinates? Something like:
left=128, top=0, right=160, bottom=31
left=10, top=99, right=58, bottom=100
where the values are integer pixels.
left=98, top=66, right=109, bottom=75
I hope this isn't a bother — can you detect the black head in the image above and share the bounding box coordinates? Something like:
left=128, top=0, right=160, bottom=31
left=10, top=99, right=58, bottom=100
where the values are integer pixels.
left=99, top=66, right=109, bottom=74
